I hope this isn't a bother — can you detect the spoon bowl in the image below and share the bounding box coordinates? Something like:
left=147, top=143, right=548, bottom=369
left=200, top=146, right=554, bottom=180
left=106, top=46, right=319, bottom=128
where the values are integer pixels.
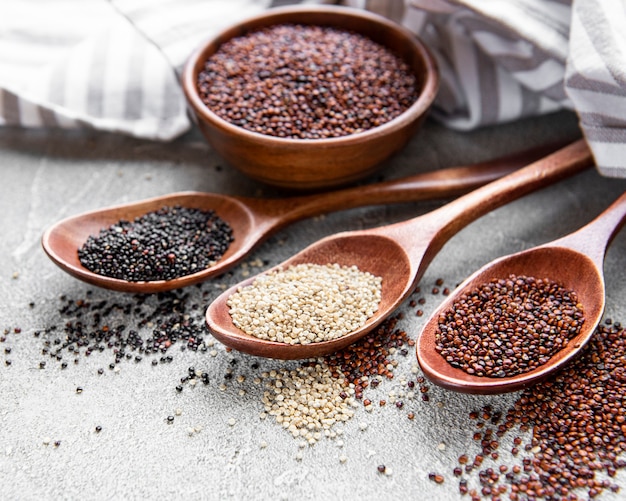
left=41, top=145, right=557, bottom=293
left=206, top=140, right=594, bottom=359
left=417, top=190, right=626, bottom=394
left=42, top=193, right=260, bottom=293
left=209, top=233, right=415, bottom=359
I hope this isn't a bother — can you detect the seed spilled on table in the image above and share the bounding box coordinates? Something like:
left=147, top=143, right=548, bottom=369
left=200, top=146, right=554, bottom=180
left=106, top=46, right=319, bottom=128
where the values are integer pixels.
left=25, top=289, right=210, bottom=370
left=78, top=205, right=233, bottom=282
left=435, top=274, right=584, bottom=377
left=447, top=319, right=626, bottom=500
left=197, top=23, right=417, bottom=139
left=261, top=361, right=357, bottom=445
left=227, top=263, right=382, bottom=344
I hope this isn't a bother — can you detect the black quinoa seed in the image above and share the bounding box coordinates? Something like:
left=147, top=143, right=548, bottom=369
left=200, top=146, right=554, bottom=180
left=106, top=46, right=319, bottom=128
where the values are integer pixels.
left=78, top=206, right=233, bottom=282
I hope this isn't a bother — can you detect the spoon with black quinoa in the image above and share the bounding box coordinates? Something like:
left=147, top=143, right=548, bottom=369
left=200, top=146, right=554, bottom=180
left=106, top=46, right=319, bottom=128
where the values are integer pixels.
left=41, top=145, right=555, bottom=293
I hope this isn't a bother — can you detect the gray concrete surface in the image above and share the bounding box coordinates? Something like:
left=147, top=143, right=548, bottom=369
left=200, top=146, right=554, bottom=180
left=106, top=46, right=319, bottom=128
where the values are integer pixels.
left=1, top=111, right=626, bottom=500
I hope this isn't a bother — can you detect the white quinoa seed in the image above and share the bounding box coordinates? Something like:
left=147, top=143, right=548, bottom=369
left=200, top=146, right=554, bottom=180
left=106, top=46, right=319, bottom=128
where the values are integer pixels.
left=227, top=263, right=382, bottom=344
left=261, top=361, right=355, bottom=444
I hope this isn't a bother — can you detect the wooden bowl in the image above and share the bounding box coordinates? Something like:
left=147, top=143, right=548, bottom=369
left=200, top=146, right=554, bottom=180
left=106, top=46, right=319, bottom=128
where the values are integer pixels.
left=182, top=5, right=439, bottom=190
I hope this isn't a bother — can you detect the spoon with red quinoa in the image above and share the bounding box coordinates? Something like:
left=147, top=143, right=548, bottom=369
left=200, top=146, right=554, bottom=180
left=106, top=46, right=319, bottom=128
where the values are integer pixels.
left=206, top=140, right=592, bottom=359
left=41, top=145, right=556, bottom=293
left=417, top=189, right=626, bottom=394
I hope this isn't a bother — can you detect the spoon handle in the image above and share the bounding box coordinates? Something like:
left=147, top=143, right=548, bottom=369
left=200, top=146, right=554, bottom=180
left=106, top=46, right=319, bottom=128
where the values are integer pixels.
left=552, top=190, right=626, bottom=265
left=242, top=141, right=569, bottom=226
left=382, top=139, right=594, bottom=259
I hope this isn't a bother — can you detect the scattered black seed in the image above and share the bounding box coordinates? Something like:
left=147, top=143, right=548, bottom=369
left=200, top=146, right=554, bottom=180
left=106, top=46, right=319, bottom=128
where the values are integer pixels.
left=78, top=206, right=233, bottom=282
left=95, top=426, right=102, bottom=433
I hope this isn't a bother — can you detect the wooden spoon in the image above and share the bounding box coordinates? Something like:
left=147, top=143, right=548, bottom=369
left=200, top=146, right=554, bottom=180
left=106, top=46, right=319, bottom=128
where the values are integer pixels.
left=206, top=140, right=593, bottom=359
left=41, top=144, right=558, bottom=293
left=417, top=189, right=626, bottom=395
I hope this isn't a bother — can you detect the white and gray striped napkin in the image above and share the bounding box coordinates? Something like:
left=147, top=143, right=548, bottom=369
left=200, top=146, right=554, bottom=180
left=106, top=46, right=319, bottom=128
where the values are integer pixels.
left=1, top=0, right=625, bottom=177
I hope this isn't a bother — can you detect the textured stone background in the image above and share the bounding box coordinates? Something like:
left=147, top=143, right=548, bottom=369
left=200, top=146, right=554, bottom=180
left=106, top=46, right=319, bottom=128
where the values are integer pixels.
left=2, top=111, right=626, bottom=500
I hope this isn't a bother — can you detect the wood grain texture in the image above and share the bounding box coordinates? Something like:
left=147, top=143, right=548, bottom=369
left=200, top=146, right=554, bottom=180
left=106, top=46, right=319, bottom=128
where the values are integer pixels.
left=181, top=5, right=439, bottom=189
left=206, top=140, right=594, bottom=360
left=418, top=188, right=626, bottom=394
left=40, top=144, right=555, bottom=293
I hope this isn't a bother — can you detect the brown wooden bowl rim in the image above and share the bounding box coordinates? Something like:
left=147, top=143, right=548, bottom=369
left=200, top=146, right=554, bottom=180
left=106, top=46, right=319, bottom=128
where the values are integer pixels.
left=181, top=4, right=440, bottom=148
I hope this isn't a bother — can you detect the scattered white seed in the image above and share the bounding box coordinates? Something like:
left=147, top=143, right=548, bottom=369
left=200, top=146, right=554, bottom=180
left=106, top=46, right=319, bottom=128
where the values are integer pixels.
left=228, top=418, right=236, bottom=426
left=359, top=422, right=368, bottom=431
left=437, top=442, right=446, bottom=451
left=260, top=361, right=356, bottom=445
left=43, top=437, right=51, bottom=446
left=339, top=455, right=348, bottom=463
left=210, top=350, right=218, bottom=357
left=175, top=408, right=182, bottom=416
left=260, top=440, right=268, bottom=449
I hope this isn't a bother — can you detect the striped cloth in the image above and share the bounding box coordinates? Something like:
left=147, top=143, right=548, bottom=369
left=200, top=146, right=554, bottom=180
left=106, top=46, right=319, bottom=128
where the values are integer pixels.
left=1, top=0, right=625, bottom=177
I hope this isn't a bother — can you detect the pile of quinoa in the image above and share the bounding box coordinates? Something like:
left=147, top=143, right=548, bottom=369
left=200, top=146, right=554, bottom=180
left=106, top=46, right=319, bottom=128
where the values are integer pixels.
left=261, top=361, right=357, bottom=445
left=435, top=274, right=585, bottom=377
left=442, top=320, right=626, bottom=500
left=197, top=23, right=418, bottom=139
left=78, top=206, right=233, bottom=282
left=227, top=263, right=382, bottom=344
